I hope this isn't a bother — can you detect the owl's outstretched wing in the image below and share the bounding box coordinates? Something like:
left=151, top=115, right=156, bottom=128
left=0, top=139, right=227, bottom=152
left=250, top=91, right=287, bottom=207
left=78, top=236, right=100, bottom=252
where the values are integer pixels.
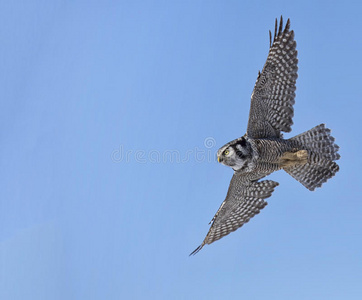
left=247, top=17, right=298, bottom=139
left=190, top=175, right=279, bottom=255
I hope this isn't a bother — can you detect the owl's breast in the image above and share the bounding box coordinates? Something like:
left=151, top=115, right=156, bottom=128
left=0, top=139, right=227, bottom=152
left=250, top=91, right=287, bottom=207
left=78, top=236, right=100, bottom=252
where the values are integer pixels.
left=249, top=138, right=296, bottom=172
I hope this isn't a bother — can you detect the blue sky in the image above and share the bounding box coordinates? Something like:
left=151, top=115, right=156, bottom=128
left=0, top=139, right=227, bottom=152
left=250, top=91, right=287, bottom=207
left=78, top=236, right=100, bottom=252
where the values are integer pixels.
left=1, top=1, right=361, bottom=299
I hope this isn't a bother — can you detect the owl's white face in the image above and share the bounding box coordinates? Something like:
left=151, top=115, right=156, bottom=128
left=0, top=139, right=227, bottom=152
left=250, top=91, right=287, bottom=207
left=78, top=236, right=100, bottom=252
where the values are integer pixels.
left=217, top=137, right=253, bottom=171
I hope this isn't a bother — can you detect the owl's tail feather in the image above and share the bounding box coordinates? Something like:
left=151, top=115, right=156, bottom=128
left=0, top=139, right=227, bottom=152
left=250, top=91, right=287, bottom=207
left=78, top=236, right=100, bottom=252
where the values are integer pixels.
left=284, top=124, right=340, bottom=191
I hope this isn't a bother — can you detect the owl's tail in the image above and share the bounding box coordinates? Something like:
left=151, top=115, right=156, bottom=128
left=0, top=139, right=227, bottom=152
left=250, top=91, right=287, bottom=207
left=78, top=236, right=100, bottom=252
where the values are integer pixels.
left=284, top=124, right=340, bottom=191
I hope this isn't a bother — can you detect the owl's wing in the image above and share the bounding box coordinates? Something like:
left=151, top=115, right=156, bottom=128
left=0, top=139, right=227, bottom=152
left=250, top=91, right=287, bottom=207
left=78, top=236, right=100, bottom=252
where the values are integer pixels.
left=190, top=175, right=279, bottom=255
left=246, top=17, right=298, bottom=139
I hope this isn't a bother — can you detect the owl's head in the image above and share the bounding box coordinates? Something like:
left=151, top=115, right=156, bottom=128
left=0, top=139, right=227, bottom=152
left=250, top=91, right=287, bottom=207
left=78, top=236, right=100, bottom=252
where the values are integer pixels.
left=217, top=136, right=252, bottom=171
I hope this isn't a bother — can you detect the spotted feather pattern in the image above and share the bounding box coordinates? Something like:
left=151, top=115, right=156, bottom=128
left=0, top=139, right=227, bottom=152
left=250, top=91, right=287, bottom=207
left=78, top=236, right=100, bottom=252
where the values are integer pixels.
left=289, top=124, right=340, bottom=161
left=284, top=124, right=340, bottom=190
left=190, top=18, right=340, bottom=256
left=190, top=178, right=278, bottom=255
left=247, top=17, right=298, bottom=139
left=284, top=155, right=339, bottom=191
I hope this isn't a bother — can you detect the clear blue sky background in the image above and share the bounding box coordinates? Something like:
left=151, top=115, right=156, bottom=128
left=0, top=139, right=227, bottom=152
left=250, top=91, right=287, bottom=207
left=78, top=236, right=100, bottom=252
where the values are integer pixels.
left=1, top=1, right=361, bottom=299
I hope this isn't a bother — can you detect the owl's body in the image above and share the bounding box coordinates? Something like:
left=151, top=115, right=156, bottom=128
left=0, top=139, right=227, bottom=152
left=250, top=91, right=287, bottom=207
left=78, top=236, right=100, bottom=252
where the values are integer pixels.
left=220, top=137, right=295, bottom=178
left=218, top=124, right=338, bottom=190
left=245, top=137, right=298, bottom=176
left=191, top=17, right=340, bottom=255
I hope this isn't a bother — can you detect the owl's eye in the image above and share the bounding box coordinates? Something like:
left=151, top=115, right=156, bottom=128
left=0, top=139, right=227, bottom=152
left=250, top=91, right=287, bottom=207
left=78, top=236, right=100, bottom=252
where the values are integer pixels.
left=224, top=150, right=229, bottom=155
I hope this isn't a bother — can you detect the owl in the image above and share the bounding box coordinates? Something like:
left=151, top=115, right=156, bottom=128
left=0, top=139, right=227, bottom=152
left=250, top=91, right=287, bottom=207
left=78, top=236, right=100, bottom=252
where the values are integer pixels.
left=190, top=17, right=340, bottom=255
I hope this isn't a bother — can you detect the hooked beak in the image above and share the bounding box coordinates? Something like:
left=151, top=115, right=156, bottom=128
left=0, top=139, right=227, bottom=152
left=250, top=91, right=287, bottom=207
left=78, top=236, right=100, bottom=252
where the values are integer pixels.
left=217, top=156, right=222, bottom=163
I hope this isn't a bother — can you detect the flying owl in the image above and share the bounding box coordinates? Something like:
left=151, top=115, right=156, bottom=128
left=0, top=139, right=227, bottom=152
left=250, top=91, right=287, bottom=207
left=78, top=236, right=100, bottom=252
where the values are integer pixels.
left=190, top=17, right=340, bottom=255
